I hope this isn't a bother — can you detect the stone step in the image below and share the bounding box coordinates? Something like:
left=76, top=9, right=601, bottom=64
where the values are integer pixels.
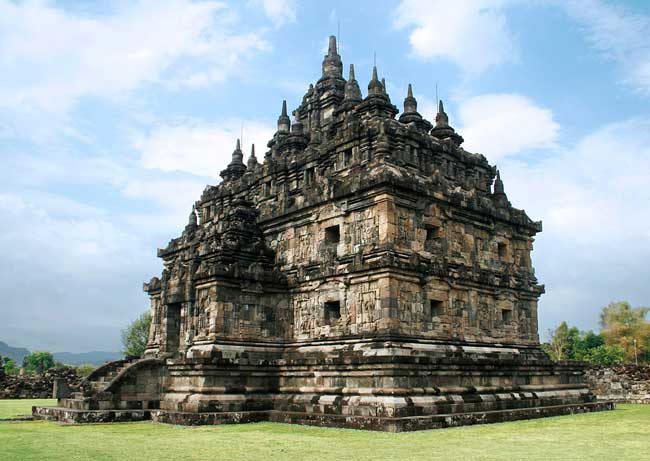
left=59, top=398, right=90, bottom=411
left=98, top=372, right=119, bottom=382
left=33, top=406, right=151, bottom=424
left=76, top=360, right=138, bottom=400
left=58, top=397, right=117, bottom=411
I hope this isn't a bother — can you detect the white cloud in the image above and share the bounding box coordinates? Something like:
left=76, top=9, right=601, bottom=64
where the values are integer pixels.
left=0, top=0, right=269, bottom=122
left=394, top=0, right=517, bottom=75
left=503, top=117, right=650, bottom=242
left=565, top=0, right=650, bottom=94
left=0, top=193, right=155, bottom=351
left=249, top=0, right=297, bottom=28
left=122, top=179, right=206, bottom=210
left=499, top=117, right=650, bottom=333
left=134, top=119, right=275, bottom=177
left=0, top=0, right=286, bottom=350
left=4, top=147, right=129, bottom=190
left=458, top=93, right=560, bottom=160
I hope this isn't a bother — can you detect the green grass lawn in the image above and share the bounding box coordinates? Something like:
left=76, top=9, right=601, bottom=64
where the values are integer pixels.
left=0, top=399, right=55, bottom=420
left=1, top=401, right=648, bottom=460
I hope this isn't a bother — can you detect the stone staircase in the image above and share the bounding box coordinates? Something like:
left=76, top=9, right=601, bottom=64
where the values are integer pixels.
left=33, top=357, right=164, bottom=424
left=58, top=358, right=138, bottom=411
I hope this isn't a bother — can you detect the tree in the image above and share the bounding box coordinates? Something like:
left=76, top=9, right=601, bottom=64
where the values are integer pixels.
left=22, top=351, right=55, bottom=375
left=75, top=364, right=96, bottom=377
left=585, top=344, right=625, bottom=366
left=544, top=302, right=650, bottom=365
left=600, top=301, right=650, bottom=363
left=544, top=321, right=570, bottom=361
left=600, top=301, right=648, bottom=330
left=121, top=311, right=152, bottom=358
left=2, top=356, right=19, bottom=375
left=543, top=322, right=622, bottom=366
left=582, top=330, right=605, bottom=350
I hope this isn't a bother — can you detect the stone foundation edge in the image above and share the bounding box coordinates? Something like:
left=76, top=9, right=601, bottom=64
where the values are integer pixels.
left=32, top=406, right=151, bottom=424
left=33, top=401, right=614, bottom=432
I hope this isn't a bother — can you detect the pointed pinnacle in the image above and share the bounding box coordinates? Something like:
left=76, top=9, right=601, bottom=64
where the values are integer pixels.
left=349, top=63, right=355, bottom=80
left=371, top=65, right=378, bottom=82
left=188, top=205, right=197, bottom=226
left=328, top=35, right=337, bottom=55
left=438, top=99, right=444, bottom=113
left=235, top=138, right=241, bottom=151
left=407, top=83, right=413, bottom=98
left=281, top=100, right=287, bottom=117
left=248, top=143, right=257, bottom=168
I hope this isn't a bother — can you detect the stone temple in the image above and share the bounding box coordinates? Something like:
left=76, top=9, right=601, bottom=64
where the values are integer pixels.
left=35, top=37, right=613, bottom=431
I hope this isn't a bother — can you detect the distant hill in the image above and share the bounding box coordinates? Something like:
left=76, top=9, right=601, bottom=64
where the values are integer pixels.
left=0, top=341, right=30, bottom=363
left=53, top=351, right=122, bottom=366
left=0, top=341, right=121, bottom=367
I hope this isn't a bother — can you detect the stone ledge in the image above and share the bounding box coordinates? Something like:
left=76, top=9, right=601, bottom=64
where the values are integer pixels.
left=34, top=401, right=614, bottom=432
left=268, top=401, right=616, bottom=432
left=151, top=409, right=271, bottom=426
left=32, top=406, right=150, bottom=424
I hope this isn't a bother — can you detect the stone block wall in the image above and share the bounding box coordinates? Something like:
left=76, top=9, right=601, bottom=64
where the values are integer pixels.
left=191, top=283, right=290, bottom=342
left=291, top=275, right=392, bottom=339
left=585, top=365, right=650, bottom=403
left=0, top=368, right=81, bottom=399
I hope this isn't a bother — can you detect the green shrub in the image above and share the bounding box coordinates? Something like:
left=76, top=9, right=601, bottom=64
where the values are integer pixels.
left=22, top=352, right=55, bottom=375
left=121, top=311, right=152, bottom=358
left=76, top=364, right=96, bottom=377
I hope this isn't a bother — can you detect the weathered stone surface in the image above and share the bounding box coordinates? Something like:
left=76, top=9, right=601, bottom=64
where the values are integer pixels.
left=32, top=406, right=151, bottom=424
left=586, top=365, right=650, bottom=403
left=35, top=36, right=611, bottom=430
left=1, top=368, right=81, bottom=400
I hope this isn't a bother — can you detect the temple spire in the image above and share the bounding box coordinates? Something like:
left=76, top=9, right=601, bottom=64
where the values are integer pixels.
left=277, top=100, right=290, bottom=133
left=403, top=83, right=417, bottom=113
left=435, top=100, right=449, bottom=127
left=430, top=99, right=463, bottom=145
left=328, top=35, right=337, bottom=55
left=321, top=35, right=342, bottom=78
left=399, top=83, right=430, bottom=130
left=358, top=63, right=398, bottom=118
left=187, top=205, right=197, bottom=229
left=226, top=138, right=244, bottom=169
left=344, top=63, right=362, bottom=103
left=494, top=170, right=505, bottom=196
left=492, top=169, right=510, bottom=206
left=220, top=138, right=247, bottom=181
left=247, top=144, right=258, bottom=169
left=368, top=65, right=383, bottom=96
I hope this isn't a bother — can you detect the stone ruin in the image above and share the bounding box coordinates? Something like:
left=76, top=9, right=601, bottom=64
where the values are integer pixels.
left=1, top=368, right=81, bottom=400
left=585, top=365, right=650, bottom=404
left=34, top=36, right=613, bottom=431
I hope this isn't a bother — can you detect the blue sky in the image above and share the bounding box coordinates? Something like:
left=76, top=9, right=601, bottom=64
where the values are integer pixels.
left=1, top=0, right=649, bottom=352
